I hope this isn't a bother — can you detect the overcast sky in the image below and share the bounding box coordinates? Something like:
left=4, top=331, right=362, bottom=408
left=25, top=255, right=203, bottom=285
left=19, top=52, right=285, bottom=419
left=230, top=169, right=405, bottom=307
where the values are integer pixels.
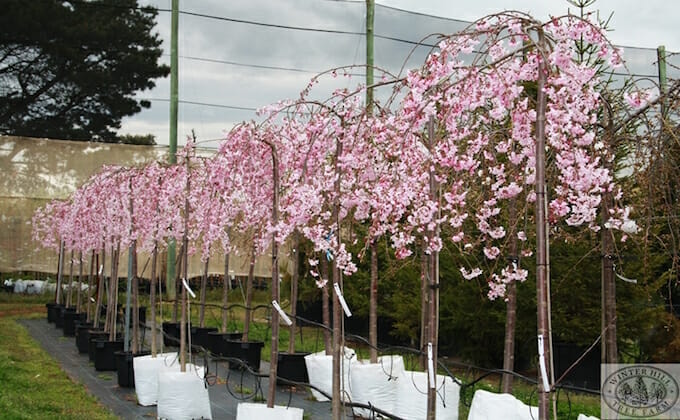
left=120, top=0, right=680, bottom=147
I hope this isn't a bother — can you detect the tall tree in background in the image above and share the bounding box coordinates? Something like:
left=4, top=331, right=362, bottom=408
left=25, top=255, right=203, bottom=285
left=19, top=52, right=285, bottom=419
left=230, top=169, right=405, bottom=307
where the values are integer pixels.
left=0, top=0, right=169, bottom=141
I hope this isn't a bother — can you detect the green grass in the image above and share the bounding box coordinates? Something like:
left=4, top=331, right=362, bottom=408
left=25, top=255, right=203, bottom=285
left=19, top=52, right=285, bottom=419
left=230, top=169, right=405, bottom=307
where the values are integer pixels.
left=0, top=302, right=118, bottom=420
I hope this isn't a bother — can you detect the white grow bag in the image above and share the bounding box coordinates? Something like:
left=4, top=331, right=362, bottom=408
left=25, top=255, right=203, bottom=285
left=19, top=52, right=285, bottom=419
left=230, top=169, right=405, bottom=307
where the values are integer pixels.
left=393, top=371, right=460, bottom=420
left=304, top=347, right=356, bottom=402
left=468, top=389, right=538, bottom=420
left=236, top=402, right=304, bottom=420
left=133, top=352, right=179, bottom=406
left=349, top=355, right=405, bottom=418
left=157, top=363, right=212, bottom=420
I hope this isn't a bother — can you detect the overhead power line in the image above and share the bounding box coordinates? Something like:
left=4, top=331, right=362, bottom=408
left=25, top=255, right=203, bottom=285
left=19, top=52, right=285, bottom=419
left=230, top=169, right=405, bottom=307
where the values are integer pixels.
left=142, top=97, right=258, bottom=111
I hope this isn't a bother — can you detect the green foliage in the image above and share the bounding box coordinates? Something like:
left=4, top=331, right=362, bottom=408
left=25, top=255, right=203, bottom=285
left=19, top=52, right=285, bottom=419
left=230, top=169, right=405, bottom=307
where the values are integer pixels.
left=0, top=0, right=169, bottom=141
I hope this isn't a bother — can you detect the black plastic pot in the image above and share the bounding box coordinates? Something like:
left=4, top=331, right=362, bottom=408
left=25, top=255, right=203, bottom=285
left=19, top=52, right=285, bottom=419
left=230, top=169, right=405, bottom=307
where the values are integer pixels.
left=55, top=306, right=75, bottom=329
left=225, top=340, right=264, bottom=371
left=88, top=330, right=110, bottom=361
left=46, top=303, right=63, bottom=323
left=190, top=326, right=218, bottom=351
left=207, top=331, right=243, bottom=356
left=115, top=350, right=150, bottom=388
left=62, top=311, right=87, bottom=337
left=74, top=322, right=94, bottom=353
left=276, top=352, right=311, bottom=384
left=162, top=322, right=186, bottom=347
left=94, top=339, right=124, bottom=371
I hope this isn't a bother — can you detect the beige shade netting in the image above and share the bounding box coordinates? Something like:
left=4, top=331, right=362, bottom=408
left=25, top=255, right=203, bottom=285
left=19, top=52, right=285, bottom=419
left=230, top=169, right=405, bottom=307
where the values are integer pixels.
left=0, top=135, right=287, bottom=280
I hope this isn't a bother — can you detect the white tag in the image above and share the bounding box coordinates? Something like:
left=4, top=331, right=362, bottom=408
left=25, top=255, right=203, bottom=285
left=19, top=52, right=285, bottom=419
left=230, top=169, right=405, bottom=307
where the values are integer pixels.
left=537, top=334, right=550, bottom=392
left=333, top=282, right=352, bottom=317
left=182, top=278, right=196, bottom=298
left=98, top=265, right=103, bottom=275
left=90, top=297, right=95, bottom=302
left=427, top=342, right=435, bottom=388
left=272, top=300, right=293, bottom=326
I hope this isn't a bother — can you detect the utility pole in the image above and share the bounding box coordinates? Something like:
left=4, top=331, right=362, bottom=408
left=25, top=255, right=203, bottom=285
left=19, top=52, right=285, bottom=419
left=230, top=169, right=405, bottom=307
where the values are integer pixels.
left=167, top=0, right=179, bottom=299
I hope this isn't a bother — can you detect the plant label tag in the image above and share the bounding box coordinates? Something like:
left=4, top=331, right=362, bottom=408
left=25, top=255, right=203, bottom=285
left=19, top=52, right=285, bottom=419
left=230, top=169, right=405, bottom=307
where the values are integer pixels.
left=272, top=300, right=293, bottom=326
left=333, top=282, right=352, bottom=317
left=182, top=278, right=196, bottom=299
left=427, top=342, right=435, bottom=388
left=537, top=334, right=550, bottom=392
left=99, top=265, right=103, bottom=275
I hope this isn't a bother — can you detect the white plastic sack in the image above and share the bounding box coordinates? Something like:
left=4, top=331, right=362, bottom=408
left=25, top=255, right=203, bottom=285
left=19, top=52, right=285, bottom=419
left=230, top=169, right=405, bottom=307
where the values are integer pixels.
left=468, top=390, right=538, bottom=420
left=133, top=352, right=179, bottom=406
left=236, top=402, right=303, bottom=420
left=393, top=371, right=460, bottom=420
left=349, top=355, right=405, bottom=418
left=157, top=363, right=212, bottom=420
left=304, top=347, right=356, bottom=402
left=577, top=415, right=599, bottom=420
left=13, top=279, right=26, bottom=294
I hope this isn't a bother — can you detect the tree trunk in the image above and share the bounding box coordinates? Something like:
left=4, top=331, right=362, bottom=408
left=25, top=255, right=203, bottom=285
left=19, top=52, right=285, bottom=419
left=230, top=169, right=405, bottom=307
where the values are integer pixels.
left=55, top=240, right=64, bottom=304
left=321, top=256, right=332, bottom=355
left=199, top=258, right=209, bottom=327
left=243, top=249, right=256, bottom=342
left=331, top=138, right=345, bottom=420
left=288, top=233, right=299, bottom=354
left=109, top=244, right=121, bottom=341
left=94, top=249, right=104, bottom=329
left=86, top=250, right=95, bottom=323
left=369, top=241, right=378, bottom=363
left=132, top=241, right=139, bottom=354
left=535, top=36, right=551, bottom=419
left=426, top=118, right=440, bottom=420
left=180, top=236, right=188, bottom=372
left=172, top=244, right=181, bottom=323
left=502, top=202, right=520, bottom=393
left=602, top=193, right=618, bottom=364
left=150, top=244, right=158, bottom=356
left=76, top=251, right=83, bottom=312
left=420, top=250, right=429, bottom=370
left=67, top=250, right=74, bottom=308
left=267, top=144, right=281, bottom=408
left=221, top=252, right=230, bottom=333
left=105, top=245, right=115, bottom=334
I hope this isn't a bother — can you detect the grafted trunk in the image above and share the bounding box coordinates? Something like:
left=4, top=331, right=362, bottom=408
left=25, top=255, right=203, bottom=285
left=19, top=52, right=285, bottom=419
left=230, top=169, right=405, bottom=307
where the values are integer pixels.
left=94, top=249, right=104, bottom=329
left=288, top=233, right=300, bottom=354
left=425, top=118, right=439, bottom=420
left=221, top=252, right=230, bottom=333
left=86, top=250, right=95, bottom=323
left=369, top=241, right=378, bottom=363
left=502, top=202, right=519, bottom=393
left=199, top=258, right=209, bottom=327
left=76, top=251, right=83, bottom=312
left=320, top=256, right=332, bottom=354
left=108, top=244, right=121, bottom=341
left=534, top=37, right=551, bottom=419
left=420, top=250, right=428, bottom=370
left=150, top=244, right=158, bottom=356
left=67, top=250, right=74, bottom=308
left=132, top=241, right=140, bottom=354
left=242, top=249, right=256, bottom=342
left=602, top=192, right=618, bottom=364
